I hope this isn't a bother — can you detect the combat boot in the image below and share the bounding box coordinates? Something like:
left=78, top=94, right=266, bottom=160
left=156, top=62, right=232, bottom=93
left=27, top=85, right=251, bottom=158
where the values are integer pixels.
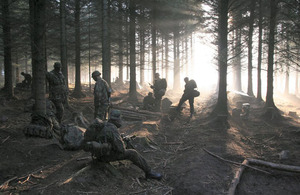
left=145, top=170, right=163, bottom=180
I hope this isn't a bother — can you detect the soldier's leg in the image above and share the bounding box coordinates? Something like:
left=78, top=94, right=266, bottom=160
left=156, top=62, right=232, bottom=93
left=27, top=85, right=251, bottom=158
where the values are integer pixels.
left=53, top=100, right=64, bottom=123
left=189, top=97, right=194, bottom=117
left=176, top=94, right=188, bottom=111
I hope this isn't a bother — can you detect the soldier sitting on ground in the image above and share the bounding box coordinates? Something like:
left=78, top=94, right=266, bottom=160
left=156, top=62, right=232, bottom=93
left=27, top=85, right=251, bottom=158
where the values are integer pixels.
left=150, top=73, right=167, bottom=112
left=82, top=110, right=162, bottom=180
left=21, top=72, right=32, bottom=89
left=143, top=92, right=155, bottom=111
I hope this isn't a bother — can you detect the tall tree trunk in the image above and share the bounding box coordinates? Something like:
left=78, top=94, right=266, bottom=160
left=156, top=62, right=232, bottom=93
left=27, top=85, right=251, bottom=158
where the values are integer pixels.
left=173, top=29, right=180, bottom=90
left=72, top=0, right=83, bottom=97
left=129, top=0, right=137, bottom=100
left=185, top=36, right=188, bottom=76
left=60, top=0, right=68, bottom=90
left=284, top=34, right=290, bottom=95
left=30, top=0, right=46, bottom=115
left=265, top=0, right=278, bottom=110
left=296, top=66, right=299, bottom=95
left=140, top=21, right=145, bottom=85
left=257, top=0, right=263, bottom=101
left=214, top=0, right=229, bottom=116
left=247, top=0, right=256, bottom=97
left=102, top=0, right=111, bottom=85
left=118, top=1, right=124, bottom=83
left=165, top=34, right=169, bottom=82
left=2, top=0, right=14, bottom=98
left=151, top=3, right=157, bottom=81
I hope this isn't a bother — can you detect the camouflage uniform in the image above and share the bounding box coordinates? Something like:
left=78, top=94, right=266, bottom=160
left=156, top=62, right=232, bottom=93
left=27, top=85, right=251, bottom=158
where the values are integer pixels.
left=83, top=118, right=152, bottom=174
left=151, top=74, right=167, bottom=112
left=143, top=92, right=155, bottom=111
left=46, top=68, right=68, bottom=123
left=94, top=77, right=110, bottom=120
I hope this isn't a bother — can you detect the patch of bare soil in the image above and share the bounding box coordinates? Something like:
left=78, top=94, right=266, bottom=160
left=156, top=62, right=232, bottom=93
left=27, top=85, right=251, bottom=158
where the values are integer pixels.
left=0, top=89, right=299, bottom=195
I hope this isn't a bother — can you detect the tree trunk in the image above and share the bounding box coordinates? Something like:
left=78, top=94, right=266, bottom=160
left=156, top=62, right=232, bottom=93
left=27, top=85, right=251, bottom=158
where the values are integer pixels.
left=173, top=29, right=180, bottom=90
left=72, top=0, right=83, bottom=98
left=296, top=66, right=299, bottom=95
left=2, top=0, right=14, bottom=98
left=102, top=0, right=111, bottom=85
left=139, top=22, right=145, bottom=85
left=118, top=1, right=124, bottom=83
left=165, top=34, right=169, bottom=82
left=213, top=0, right=229, bottom=116
left=151, top=2, right=157, bottom=81
left=30, top=0, right=46, bottom=115
left=60, top=0, right=68, bottom=90
left=284, top=35, right=290, bottom=95
left=129, top=0, right=137, bottom=101
left=247, top=0, right=256, bottom=97
left=265, top=0, right=278, bottom=109
left=257, top=0, right=263, bottom=101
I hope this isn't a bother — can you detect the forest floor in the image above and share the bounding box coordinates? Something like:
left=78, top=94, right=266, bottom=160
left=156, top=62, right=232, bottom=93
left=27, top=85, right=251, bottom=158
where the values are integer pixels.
left=0, top=86, right=300, bottom=195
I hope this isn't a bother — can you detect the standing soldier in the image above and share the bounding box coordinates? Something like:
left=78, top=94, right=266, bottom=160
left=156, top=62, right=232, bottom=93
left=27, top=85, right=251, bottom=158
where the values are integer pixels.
left=176, top=77, right=198, bottom=118
left=83, top=110, right=162, bottom=180
left=46, top=62, right=68, bottom=123
left=150, top=73, right=167, bottom=112
left=92, top=70, right=111, bottom=120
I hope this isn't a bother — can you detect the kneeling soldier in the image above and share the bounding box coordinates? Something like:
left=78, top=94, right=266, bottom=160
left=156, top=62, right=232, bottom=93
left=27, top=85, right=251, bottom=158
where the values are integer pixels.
left=82, top=110, right=162, bottom=180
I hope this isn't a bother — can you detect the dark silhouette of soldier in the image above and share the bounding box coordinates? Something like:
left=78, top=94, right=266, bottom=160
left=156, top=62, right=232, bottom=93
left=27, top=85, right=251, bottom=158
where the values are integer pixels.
left=176, top=77, right=197, bottom=118
left=46, top=62, right=68, bottom=123
left=21, top=72, right=32, bottom=89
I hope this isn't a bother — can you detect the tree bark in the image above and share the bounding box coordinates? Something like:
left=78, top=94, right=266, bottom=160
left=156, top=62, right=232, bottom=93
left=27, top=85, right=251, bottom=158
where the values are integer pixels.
left=265, top=0, right=278, bottom=109
left=118, top=1, right=124, bottom=83
left=129, top=0, right=137, bottom=101
left=173, top=29, right=180, bottom=90
left=2, top=0, right=14, bottom=98
left=256, top=0, right=263, bottom=101
left=151, top=1, right=157, bottom=81
left=72, top=0, right=83, bottom=98
left=60, top=0, right=68, bottom=90
left=214, top=0, right=229, bottom=116
left=30, top=0, right=46, bottom=115
left=102, top=0, right=111, bottom=85
left=247, top=0, right=256, bottom=97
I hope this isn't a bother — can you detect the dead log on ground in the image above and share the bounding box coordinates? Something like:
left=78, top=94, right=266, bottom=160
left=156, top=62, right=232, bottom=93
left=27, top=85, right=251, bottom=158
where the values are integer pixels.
left=247, top=158, right=300, bottom=173
left=228, top=159, right=249, bottom=195
left=203, top=148, right=270, bottom=174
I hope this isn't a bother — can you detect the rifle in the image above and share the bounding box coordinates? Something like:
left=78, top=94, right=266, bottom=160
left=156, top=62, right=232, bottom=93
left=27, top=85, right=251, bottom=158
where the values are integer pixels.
left=149, top=82, right=154, bottom=89
left=121, top=134, right=136, bottom=149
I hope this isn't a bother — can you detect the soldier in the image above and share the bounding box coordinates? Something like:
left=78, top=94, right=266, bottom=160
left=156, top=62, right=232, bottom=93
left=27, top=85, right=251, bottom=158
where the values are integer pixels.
left=21, top=72, right=32, bottom=89
left=143, top=92, right=155, bottom=111
left=92, top=70, right=111, bottom=120
left=46, top=62, right=68, bottom=123
left=83, top=110, right=163, bottom=180
left=150, top=73, right=167, bottom=112
left=176, top=77, right=197, bottom=118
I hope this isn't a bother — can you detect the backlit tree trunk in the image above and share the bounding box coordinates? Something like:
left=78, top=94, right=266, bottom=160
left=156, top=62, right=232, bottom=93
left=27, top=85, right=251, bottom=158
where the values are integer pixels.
left=102, top=0, right=111, bottom=85
left=2, top=0, right=14, bottom=98
left=129, top=0, right=137, bottom=100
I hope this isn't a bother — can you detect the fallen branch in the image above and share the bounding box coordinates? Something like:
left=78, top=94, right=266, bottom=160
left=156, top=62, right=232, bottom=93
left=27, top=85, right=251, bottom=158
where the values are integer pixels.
left=2, top=136, right=10, bottom=144
left=163, top=142, right=184, bottom=145
left=228, top=159, right=249, bottom=195
left=59, top=165, right=91, bottom=186
left=0, top=176, right=17, bottom=191
left=203, top=148, right=270, bottom=174
left=248, top=158, right=300, bottom=173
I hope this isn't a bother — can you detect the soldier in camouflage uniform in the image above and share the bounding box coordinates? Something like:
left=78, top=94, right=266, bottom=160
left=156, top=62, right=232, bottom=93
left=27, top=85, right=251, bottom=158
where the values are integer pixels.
left=92, top=70, right=111, bottom=120
left=46, top=62, right=68, bottom=123
left=150, top=73, right=167, bottom=112
left=83, top=110, right=162, bottom=180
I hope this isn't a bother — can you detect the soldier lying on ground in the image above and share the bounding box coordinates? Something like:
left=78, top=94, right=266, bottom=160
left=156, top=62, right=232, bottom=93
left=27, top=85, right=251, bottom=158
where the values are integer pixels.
left=82, top=110, right=163, bottom=180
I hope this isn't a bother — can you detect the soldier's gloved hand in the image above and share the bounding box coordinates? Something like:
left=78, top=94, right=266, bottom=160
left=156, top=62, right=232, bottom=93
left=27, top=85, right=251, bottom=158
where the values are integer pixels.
left=83, top=141, right=93, bottom=152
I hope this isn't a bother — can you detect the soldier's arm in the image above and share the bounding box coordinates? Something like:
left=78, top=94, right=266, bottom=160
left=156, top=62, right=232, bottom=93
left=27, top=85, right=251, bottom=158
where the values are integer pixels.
left=110, top=128, right=126, bottom=153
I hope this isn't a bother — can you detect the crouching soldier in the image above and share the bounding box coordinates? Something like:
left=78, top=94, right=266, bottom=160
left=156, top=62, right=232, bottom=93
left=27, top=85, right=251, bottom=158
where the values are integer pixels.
left=82, top=110, right=162, bottom=180
left=143, top=92, right=155, bottom=111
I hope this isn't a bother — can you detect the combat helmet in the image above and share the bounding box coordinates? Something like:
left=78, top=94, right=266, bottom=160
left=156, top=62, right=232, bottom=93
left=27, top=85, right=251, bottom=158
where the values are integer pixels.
left=92, top=70, right=101, bottom=77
